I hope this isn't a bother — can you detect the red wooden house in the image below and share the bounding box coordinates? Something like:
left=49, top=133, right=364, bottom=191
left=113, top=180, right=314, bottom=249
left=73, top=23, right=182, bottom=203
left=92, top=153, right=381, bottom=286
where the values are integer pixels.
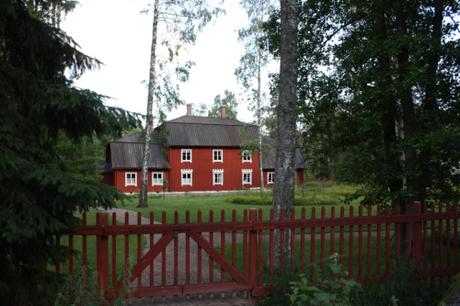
left=102, top=105, right=305, bottom=193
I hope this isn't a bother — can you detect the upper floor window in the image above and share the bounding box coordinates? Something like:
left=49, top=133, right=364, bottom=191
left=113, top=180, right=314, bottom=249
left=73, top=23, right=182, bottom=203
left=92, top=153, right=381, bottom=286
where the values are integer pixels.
left=152, top=172, right=163, bottom=186
left=125, top=172, right=137, bottom=186
left=213, top=149, right=223, bottom=162
left=181, top=169, right=193, bottom=186
left=213, top=169, right=224, bottom=185
left=242, top=150, right=252, bottom=163
left=267, top=171, right=274, bottom=184
left=181, top=149, right=192, bottom=162
left=242, top=169, right=252, bottom=185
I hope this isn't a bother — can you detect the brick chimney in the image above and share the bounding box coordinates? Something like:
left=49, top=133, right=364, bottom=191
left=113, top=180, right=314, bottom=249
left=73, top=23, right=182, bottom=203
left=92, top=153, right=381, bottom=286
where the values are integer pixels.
left=219, top=106, right=228, bottom=119
left=186, top=104, right=192, bottom=116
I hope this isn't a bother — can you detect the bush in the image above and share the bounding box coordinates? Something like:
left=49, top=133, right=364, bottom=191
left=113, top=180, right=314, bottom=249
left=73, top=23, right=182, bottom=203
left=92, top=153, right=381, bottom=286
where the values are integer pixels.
left=351, top=257, right=443, bottom=306
left=54, top=266, right=128, bottom=306
left=258, top=254, right=359, bottom=306
left=289, top=254, right=360, bottom=306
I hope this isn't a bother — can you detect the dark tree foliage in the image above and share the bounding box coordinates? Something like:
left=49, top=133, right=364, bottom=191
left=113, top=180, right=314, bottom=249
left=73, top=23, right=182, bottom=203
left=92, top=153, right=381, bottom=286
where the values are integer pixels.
left=265, top=0, right=460, bottom=205
left=0, top=1, right=140, bottom=304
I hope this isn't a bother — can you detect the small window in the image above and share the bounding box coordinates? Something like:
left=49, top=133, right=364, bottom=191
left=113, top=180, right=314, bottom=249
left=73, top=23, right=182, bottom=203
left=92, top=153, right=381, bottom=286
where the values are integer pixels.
left=213, top=169, right=224, bottom=185
left=181, top=149, right=192, bottom=162
left=181, top=169, right=193, bottom=186
left=213, top=149, right=223, bottom=162
left=242, top=169, right=252, bottom=185
left=267, top=172, right=274, bottom=184
left=242, top=150, right=252, bottom=162
left=152, top=172, right=163, bottom=186
left=125, top=172, right=137, bottom=186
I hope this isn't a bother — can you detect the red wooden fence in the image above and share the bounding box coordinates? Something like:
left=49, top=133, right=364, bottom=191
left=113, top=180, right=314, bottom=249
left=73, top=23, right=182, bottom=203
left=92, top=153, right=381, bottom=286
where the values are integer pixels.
left=58, top=202, right=460, bottom=300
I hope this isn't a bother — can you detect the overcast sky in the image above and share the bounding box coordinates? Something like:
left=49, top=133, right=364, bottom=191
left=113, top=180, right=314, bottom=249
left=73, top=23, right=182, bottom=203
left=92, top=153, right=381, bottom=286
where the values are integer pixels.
left=62, top=0, right=274, bottom=123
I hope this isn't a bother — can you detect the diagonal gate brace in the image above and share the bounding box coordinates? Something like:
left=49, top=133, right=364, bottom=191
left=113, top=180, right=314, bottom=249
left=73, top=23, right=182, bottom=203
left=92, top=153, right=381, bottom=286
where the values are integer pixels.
left=189, top=232, right=249, bottom=284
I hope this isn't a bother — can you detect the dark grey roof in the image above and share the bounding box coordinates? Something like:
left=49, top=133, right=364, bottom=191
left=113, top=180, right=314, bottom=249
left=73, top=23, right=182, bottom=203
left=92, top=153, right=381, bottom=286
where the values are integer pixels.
left=162, top=116, right=259, bottom=147
left=109, top=115, right=304, bottom=170
left=261, top=137, right=305, bottom=170
left=110, top=142, right=170, bottom=170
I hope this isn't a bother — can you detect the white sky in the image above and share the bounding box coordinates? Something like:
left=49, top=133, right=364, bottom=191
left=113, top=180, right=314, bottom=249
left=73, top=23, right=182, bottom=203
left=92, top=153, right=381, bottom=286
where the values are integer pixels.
left=62, top=0, right=275, bottom=124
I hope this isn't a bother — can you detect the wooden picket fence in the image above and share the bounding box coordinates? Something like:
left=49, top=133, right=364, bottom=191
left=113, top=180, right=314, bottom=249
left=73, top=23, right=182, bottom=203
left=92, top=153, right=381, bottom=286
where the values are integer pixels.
left=57, top=202, right=460, bottom=300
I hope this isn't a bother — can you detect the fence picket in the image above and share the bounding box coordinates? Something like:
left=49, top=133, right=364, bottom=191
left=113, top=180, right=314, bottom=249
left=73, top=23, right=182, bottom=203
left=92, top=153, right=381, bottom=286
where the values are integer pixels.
left=209, top=210, right=214, bottom=283
left=111, top=212, right=117, bottom=286
left=150, top=211, right=155, bottom=286
left=348, top=206, right=354, bottom=278
left=300, top=208, right=306, bottom=272
left=310, top=207, right=316, bottom=278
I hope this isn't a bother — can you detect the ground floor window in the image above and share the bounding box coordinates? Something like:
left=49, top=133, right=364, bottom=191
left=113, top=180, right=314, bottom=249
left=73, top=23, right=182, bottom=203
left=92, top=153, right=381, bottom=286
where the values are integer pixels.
left=242, top=169, right=252, bottom=185
left=152, top=172, right=163, bottom=186
left=125, top=172, right=137, bottom=186
left=213, top=169, right=224, bottom=185
left=267, top=171, right=274, bottom=184
left=181, top=169, right=193, bottom=186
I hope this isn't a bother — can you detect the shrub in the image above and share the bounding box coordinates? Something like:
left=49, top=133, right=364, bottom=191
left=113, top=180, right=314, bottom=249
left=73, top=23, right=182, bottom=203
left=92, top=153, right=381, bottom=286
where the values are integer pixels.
left=289, top=254, right=360, bottom=306
left=54, top=266, right=128, bottom=306
left=351, top=257, right=444, bottom=306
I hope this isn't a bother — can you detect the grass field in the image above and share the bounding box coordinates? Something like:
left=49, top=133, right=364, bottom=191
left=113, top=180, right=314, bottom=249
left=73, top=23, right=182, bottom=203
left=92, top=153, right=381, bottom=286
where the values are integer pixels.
left=117, top=182, right=361, bottom=223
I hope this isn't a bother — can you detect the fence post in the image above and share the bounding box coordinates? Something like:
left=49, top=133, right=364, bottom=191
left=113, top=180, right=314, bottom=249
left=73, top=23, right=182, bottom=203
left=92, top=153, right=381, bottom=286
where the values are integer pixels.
left=249, top=209, right=258, bottom=292
left=96, top=212, right=109, bottom=297
left=408, top=202, right=422, bottom=264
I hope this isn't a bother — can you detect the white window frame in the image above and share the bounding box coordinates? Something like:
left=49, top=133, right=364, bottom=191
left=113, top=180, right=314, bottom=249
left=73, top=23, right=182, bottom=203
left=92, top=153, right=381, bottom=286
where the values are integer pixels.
left=267, top=171, right=275, bottom=184
left=125, top=172, right=137, bottom=186
left=213, top=169, right=224, bottom=186
left=181, top=169, right=193, bottom=186
left=181, top=149, right=192, bottom=163
left=242, top=169, right=252, bottom=185
left=212, top=149, right=223, bottom=163
left=242, top=150, right=252, bottom=163
left=152, top=172, right=164, bottom=186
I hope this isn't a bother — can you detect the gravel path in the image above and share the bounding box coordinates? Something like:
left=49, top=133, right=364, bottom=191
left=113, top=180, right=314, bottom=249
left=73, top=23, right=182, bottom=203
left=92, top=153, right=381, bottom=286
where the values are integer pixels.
left=103, top=208, right=253, bottom=306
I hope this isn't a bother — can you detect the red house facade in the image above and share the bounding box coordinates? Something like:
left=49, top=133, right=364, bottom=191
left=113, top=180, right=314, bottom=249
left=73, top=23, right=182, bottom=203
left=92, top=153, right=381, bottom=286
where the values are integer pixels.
left=102, top=106, right=305, bottom=193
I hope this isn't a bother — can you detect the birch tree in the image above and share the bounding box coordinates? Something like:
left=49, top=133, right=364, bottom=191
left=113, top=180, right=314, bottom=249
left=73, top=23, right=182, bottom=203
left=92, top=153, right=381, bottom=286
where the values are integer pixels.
left=235, top=0, right=276, bottom=193
left=272, top=0, right=298, bottom=260
left=138, top=0, right=223, bottom=208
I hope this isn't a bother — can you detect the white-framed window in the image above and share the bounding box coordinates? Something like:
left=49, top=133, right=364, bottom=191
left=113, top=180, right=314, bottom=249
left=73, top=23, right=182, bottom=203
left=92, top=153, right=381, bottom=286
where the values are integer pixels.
left=213, top=169, right=224, bottom=185
left=181, top=149, right=192, bottom=162
left=212, top=149, right=223, bottom=162
left=125, top=172, right=137, bottom=186
left=242, top=150, right=252, bottom=163
left=181, top=169, right=193, bottom=186
left=242, top=169, right=252, bottom=185
left=152, top=172, right=163, bottom=186
left=267, top=172, right=274, bottom=184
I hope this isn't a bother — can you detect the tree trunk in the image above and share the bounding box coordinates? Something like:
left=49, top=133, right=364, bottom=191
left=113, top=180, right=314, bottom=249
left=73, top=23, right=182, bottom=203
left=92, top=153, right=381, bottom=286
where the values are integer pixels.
left=257, top=46, right=264, bottom=194
left=419, top=0, right=444, bottom=202
left=139, top=0, right=160, bottom=208
left=273, top=0, right=298, bottom=265
left=373, top=1, right=402, bottom=195
left=394, top=0, right=416, bottom=203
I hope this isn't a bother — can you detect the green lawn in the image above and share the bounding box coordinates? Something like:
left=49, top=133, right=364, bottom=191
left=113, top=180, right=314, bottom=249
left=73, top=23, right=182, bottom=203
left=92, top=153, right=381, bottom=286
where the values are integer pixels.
left=117, top=183, right=362, bottom=223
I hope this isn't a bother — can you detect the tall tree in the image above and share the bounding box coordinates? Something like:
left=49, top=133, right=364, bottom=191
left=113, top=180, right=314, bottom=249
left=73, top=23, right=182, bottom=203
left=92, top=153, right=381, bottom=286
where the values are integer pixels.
left=208, top=89, right=239, bottom=119
left=236, top=0, right=276, bottom=193
left=0, top=1, right=140, bottom=304
left=264, top=0, right=460, bottom=205
left=138, top=0, right=223, bottom=207
left=272, top=0, right=298, bottom=227
left=139, top=0, right=160, bottom=208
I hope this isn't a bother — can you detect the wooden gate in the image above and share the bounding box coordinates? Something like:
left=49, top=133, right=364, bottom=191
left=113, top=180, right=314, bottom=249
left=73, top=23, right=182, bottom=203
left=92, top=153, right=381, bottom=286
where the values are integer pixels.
left=90, top=210, right=264, bottom=300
